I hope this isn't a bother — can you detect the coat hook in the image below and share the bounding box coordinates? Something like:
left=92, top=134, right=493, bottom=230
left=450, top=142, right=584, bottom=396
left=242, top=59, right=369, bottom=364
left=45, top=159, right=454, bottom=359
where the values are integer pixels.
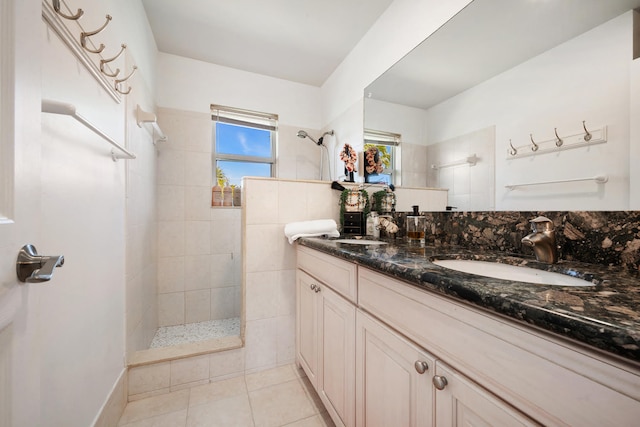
left=529, top=134, right=539, bottom=152
left=52, top=0, right=83, bottom=20
left=554, top=128, right=563, bottom=147
left=100, top=44, right=126, bottom=78
left=80, top=15, right=112, bottom=54
left=582, top=120, right=592, bottom=142
left=508, top=139, right=517, bottom=156
left=115, top=66, right=137, bottom=95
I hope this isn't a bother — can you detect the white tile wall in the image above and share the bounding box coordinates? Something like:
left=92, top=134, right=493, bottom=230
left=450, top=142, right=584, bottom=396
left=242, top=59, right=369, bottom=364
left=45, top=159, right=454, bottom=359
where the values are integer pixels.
left=242, top=177, right=341, bottom=372
left=426, top=126, right=495, bottom=210
left=125, top=95, right=159, bottom=358
left=156, top=108, right=242, bottom=327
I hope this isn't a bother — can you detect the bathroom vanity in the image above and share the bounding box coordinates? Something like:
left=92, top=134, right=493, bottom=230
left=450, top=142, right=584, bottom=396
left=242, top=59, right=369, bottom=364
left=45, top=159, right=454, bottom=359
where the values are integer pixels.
left=296, top=238, right=640, bottom=427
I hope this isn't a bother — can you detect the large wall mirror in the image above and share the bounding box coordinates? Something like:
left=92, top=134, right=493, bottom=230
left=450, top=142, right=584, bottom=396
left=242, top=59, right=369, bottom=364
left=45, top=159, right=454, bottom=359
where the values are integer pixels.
left=365, top=0, right=640, bottom=211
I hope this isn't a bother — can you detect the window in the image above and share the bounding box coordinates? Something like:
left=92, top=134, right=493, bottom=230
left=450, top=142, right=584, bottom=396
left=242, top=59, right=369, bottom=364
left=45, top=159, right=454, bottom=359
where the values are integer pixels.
left=212, top=104, right=277, bottom=188
left=363, top=129, right=401, bottom=186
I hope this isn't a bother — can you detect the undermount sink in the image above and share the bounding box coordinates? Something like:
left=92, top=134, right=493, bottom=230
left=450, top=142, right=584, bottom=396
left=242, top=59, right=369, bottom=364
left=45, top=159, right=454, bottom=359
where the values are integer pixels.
left=431, top=259, right=594, bottom=287
left=333, top=239, right=388, bottom=245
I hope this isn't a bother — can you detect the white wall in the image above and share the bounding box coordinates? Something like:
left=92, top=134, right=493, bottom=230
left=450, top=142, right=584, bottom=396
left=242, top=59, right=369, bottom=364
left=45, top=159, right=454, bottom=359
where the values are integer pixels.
left=39, top=0, right=157, bottom=425
left=157, top=53, right=322, bottom=129
left=424, top=12, right=633, bottom=211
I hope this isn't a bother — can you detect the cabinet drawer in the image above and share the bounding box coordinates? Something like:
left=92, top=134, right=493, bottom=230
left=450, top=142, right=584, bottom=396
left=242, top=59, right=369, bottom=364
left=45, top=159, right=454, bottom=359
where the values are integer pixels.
left=298, top=245, right=357, bottom=303
left=357, top=267, right=640, bottom=427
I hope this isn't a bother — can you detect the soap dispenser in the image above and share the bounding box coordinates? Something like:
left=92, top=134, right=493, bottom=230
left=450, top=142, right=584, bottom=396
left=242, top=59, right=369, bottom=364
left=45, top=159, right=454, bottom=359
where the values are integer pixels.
left=406, top=205, right=425, bottom=244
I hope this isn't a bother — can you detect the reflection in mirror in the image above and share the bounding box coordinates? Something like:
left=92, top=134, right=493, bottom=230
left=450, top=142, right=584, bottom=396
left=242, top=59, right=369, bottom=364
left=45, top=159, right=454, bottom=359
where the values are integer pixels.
left=364, top=0, right=640, bottom=211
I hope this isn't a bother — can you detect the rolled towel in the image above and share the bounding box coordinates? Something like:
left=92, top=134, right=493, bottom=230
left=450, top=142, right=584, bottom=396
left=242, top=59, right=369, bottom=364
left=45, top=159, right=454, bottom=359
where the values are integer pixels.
left=284, top=219, right=340, bottom=244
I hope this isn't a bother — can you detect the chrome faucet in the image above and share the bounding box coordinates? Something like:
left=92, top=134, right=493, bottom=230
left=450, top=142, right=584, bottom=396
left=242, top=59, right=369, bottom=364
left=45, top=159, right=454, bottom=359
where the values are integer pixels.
left=521, top=216, right=558, bottom=264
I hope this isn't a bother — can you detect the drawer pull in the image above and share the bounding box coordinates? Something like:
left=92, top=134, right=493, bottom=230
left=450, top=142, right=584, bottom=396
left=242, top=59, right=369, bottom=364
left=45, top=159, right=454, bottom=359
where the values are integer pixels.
left=310, top=283, right=321, bottom=293
left=414, top=360, right=429, bottom=374
left=433, top=375, right=448, bottom=390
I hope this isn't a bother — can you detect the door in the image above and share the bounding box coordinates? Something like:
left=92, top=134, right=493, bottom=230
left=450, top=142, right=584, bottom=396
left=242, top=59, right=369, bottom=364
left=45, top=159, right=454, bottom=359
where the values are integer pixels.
left=356, top=311, right=435, bottom=427
left=0, top=1, right=43, bottom=426
left=319, top=283, right=356, bottom=427
left=297, top=269, right=320, bottom=387
left=434, top=362, right=539, bottom=427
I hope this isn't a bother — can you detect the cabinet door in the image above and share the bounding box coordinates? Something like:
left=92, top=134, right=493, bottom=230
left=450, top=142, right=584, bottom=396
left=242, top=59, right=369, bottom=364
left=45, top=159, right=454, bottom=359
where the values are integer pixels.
left=297, top=270, right=319, bottom=388
left=356, top=311, right=435, bottom=427
left=319, top=283, right=356, bottom=427
left=434, top=362, right=539, bottom=427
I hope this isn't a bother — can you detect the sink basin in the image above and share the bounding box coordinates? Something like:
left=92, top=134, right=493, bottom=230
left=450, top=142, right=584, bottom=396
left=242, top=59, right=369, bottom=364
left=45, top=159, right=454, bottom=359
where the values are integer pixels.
left=333, top=239, right=388, bottom=246
left=431, top=259, right=594, bottom=287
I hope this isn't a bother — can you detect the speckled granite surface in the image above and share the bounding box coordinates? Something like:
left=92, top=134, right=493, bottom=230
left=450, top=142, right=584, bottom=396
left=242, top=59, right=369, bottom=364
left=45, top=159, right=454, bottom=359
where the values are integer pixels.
left=381, top=211, right=640, bottom=271
left=299, top=235, right=640, bottom=364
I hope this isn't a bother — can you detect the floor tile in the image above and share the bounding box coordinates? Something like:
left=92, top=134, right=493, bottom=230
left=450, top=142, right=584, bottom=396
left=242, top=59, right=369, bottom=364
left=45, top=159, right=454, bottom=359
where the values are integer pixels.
left=249, top=379, right=319, bottom=427
left=187, top=394, right=255, bottom=427
left=189, top=375, right=247, bottom=407
left=245, top=364, right=298, bottom=391
left=118, top=389, right=189, bottom=425
left=118, top=409, right=187, bottom=427
left=282, top=412, right=335, bottom=427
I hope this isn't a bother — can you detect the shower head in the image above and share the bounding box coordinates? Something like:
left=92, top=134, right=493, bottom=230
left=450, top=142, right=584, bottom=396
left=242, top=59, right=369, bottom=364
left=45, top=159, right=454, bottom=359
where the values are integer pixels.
left=297, top=130, right=320, bottom=145
left=297, top=129, right=335, bottom=146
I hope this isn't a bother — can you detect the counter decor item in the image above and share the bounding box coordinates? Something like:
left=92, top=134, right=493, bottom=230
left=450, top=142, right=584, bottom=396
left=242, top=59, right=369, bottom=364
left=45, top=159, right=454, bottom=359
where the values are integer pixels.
left=371, top=187, right=396, bottom=213
left=339, top=187, right=370, bottom=231
left=406, top=205, right=426, bottom=244
left=339, top=143, right=357, bottom=182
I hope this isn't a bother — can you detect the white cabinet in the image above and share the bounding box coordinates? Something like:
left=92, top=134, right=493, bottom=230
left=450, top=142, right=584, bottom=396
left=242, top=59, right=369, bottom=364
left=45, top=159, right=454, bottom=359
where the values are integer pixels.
left=433, top=362, right=537, bottom=427
left=297, top=269, right=319, bottom=386
left=356, top=311, right=435, bottom=427
left=298, top=246, right=640, bottom=427
left=357, top=266, right=640, bottom=427
left=355, top=310, right=536, bottom=427
left=297, top=247, right=357, bottom=427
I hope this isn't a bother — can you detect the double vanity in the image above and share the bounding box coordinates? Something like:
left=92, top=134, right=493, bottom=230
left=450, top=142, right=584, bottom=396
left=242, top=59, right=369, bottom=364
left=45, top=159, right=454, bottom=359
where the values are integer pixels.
left=295, top=236, right=640, bottom=426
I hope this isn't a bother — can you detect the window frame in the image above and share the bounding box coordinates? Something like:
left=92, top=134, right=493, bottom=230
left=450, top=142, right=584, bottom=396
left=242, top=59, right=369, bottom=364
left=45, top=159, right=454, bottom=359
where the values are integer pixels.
left=211, top=104, right=278, bottom=184
left=363, top=129, right=401, bottom=186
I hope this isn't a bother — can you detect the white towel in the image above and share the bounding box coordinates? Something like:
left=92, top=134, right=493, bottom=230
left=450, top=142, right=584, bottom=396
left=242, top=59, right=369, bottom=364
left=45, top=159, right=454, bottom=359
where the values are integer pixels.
left=284, top=219, right=340, bottom=244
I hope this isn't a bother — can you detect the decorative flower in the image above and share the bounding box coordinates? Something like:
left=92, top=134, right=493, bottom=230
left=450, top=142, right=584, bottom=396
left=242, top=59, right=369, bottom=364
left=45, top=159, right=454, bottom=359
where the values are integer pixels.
left=340, top=143, right=358, bottom=173
left=364, top=146, right=384, bottom=174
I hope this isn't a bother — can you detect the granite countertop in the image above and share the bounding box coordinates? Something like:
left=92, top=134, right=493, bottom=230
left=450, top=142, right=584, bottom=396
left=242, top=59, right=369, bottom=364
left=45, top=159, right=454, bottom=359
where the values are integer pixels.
left=298, top=236, right=640, bottom=365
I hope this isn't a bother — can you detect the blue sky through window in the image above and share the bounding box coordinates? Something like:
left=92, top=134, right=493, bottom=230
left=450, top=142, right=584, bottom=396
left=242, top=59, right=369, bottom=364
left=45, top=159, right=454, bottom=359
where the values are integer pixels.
left=217, top=160, right=270, bottom=187
left=215, top=121, right=273, bottom=187
left=216, top=122, right=271, bottom=157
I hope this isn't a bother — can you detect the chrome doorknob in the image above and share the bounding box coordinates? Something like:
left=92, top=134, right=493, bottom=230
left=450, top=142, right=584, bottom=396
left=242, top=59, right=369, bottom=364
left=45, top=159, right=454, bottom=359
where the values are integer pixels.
left=433, top=375, right=448, bottom=390
left=16, top=244, right=64, bottom=283
left=414, top=360, right=428, bottom=374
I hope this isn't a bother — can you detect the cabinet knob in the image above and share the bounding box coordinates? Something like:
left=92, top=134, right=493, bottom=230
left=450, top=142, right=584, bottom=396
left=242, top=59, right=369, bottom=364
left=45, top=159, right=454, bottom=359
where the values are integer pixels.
left=414, top=360, right=429, bottom=374
left=314, top=284, right=321, bottom=293
left=432, top=375, right=448, bottom=390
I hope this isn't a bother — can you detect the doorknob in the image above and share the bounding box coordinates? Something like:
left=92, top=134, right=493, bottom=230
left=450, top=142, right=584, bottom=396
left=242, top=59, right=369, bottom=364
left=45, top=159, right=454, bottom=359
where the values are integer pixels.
left=16, top=244, right=65, bottom=283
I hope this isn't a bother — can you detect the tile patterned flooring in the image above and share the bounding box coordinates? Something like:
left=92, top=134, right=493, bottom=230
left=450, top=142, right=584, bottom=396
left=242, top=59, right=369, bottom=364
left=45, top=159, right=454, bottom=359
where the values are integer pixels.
left=117, top=364, right=335, bottom=427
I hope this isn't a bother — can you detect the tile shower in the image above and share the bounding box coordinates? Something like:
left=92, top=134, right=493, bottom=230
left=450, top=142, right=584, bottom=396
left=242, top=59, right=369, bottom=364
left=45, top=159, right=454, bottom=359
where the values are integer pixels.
left=155, top=108, right=242, bottom=347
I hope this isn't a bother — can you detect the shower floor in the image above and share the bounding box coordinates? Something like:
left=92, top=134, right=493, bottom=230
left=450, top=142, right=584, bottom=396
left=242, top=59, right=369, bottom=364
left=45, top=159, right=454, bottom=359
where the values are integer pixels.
left=149, top=317, right=240, bottom=349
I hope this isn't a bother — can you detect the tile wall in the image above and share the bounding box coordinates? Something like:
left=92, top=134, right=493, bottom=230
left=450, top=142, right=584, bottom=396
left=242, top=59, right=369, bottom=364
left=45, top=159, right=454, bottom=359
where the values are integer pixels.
left=243, top=178, right=341, bottom=372
left=426, top=126, right=495, bottom=211
left=125, top=97, right=159, bottom=357
left=156, top=108, right=242, bottom=327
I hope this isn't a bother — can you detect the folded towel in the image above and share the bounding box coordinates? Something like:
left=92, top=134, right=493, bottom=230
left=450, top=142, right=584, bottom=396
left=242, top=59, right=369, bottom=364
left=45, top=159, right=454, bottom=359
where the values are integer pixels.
left=284, top=219, right=340, bottom=244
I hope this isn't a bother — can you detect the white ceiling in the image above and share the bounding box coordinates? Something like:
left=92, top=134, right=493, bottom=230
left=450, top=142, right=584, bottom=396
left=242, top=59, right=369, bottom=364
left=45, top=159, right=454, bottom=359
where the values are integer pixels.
left=141, top=0, right=394, bottom=87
